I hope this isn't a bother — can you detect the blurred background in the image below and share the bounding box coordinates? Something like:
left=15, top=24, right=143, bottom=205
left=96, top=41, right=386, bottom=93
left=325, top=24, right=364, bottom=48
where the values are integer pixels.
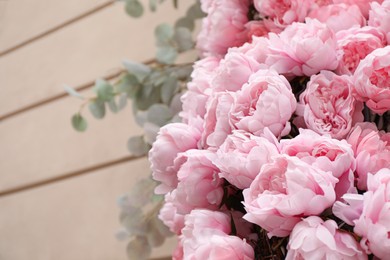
left=0, top=0, right=188, bottom=259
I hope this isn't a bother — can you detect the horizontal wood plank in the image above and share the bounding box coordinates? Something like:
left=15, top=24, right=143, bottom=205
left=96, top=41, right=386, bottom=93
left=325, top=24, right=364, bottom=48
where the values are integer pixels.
left=0, top=158, right=176, bottom=260
left=0, top=87, right=142, bottom=192
left=0, top=0, right=110, bottom=53
left=0, top=1, right=190, bottom=118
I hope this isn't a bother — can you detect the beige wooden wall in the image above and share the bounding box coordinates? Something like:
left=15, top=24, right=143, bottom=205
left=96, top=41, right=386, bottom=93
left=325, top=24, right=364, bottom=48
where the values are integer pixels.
left=0, top=0, right=187, bottom=259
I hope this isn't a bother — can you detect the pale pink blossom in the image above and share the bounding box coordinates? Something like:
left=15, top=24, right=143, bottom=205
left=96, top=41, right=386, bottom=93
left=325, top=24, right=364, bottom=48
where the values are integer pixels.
left=368, top=0, right=390, bottom=43
left=347, top=123, right=390, bottom=190
left=202, top=92, right=235, bottom=149
left=308, top=4, right=365, bottom=33
left=353, top=169, right=390, bottom=258
left=180, top=209, right=254, bottom=259
left=297, top=70, right=364, bottom=139
left=336, top=26, right=386, bottom=75
left=286, top=216, right=367, bottom=260
left=181, top=57, right=220, bottom=123
left=353, top=46, right=390, bottom=114
left=215, top=130, right=279, bottom=189
left=253, top=0, right=314, bottom=27
left=175, top=149, right=223, bottom=211
left=265, top=19, right=339, bottom=77
left=280, top=129, right=356, bottom=198
left=281, top=129, right=355, bottom=177
left=150, top=123, right=201, bottom=194
left=333, top=193, right=364, bottom=225
left=197, top=0, right=250, bottom=57
left=335, top=0, right=384, bottom=18
left=243, top=155, right=337, bottom=237
left=159, top=192, right=185, bottom=234
left=231, top=69, right=297, bottom=138
left=212, top=51, right=261, bottom=92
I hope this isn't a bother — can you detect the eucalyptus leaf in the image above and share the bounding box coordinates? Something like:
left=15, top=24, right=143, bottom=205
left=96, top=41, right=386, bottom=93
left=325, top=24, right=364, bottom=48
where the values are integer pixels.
left=108, top=99, right=118, bottom=113
left=173, top=27, right=194, bottom=52
left=187, top=1, right=205, bottom=19
left=71, top=113, right=87, bottom=132
left=125, top=0, right=144, bottom=18
left=94, top=79, right=115, bottom=102
left=64, top=85, right=84, bottom=99
left=118, top=93, right=128, bottom=110
left=117, top=74, right=140, bottom=98
left=155, top=23, right=174, bottom=46
left=89, top=100, right=106, bottom=119
left=135, top=87, right=161, bottom=110
left=175, top=17, right=195, bottom=31
left=149, top=70, right=166, bottom=87
left=149, top=0, right=158, bottom=11
left=147, top=103, right=173, bottom=126
left=143, top=122, right=160, bottom=145
left=123, top=60, right=151, bottom=82
left=161, top=76, right=178, bottom=104
left=127, top=136, right=150, bottom=156
left=174, top=65, right=193, bottom=80
left=156, top=46, right=177, bottom=64
left=135, top=110, right=148, bottom=127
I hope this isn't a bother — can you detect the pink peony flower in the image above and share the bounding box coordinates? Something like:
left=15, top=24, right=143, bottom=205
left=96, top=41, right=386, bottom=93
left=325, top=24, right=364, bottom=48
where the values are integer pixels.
left=336, top=26, right=386, bottom=75
left=243, top=155, right=337, bottom=237
left=368, top=0, right=390, bottom=43
left=175, top=149, right=224, bottom=212
left=265, top=18, right=339, bottom=77
left=253, top=0, right=314, bottom=27
left=181, top=57, right=220, bottom=123
left=202, top=92, right=235, bottom=149
left=215, top=130, right=279, bottom=189
left=333, top=193, right=364, bottom=225
left=180, top=209, right=254, bottom=259
left=159, top=192, right=185, bottom=234
left=335, top=0, right=384, bottom=18
left=196, top=0, right=250, bottom=57
left=231, top=69, right=297, bottom=138
left=211, top=51, right=261, bottom=92
left=353, top=46, right=390, bottom=114
left=297, top=70, right=364, bottom=139
left=353, top=169, right=390, bottom=258
left=286, top=216, right=367, bottom=259
left=347, top=123, right=390, bottom=190
left=308, top=4, right=365, bottom=33
left=187, top=235, right=254, bottom=260
left=280, top=129, right=357, bottom=199
left=150, top=123, right=201, bottom=194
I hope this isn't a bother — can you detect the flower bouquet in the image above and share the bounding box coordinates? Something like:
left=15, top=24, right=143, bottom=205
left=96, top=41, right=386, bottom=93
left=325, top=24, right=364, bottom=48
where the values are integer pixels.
left=149, top=0, right=390, bottom=259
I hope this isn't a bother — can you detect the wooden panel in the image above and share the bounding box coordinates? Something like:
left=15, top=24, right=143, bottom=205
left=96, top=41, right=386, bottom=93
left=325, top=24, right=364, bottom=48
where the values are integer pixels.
left=0, top=0, right=109, bottom=53
left=0, top=158, right=177, bottom=260
left=0, top=2, right=191, bottom=118
left=0, top=88, right=143, bottom=192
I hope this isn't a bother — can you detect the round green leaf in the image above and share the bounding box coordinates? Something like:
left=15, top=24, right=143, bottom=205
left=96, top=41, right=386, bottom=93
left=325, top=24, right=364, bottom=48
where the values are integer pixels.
left=127, top=136, right=149, bottom=156
left=94, top=79, right=115, bottom=102
left=175, top=17, right=195, bottom=31
left=156, top=46, right=177, bottom=64
left=173, top=27, right=194, bottom=52
left=147, top=104, right=173, bottom=126
left=89, top=100, right=106, bottom=119
left=125, top=0, right=144, bottom=18
left=155, top=23, right=174, bottom=46
left=71, top=113, right=87, bottom=132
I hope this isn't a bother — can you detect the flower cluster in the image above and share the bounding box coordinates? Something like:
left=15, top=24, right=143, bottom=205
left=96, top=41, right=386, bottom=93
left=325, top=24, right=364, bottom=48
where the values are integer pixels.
left=150, top=0, right=390, bottom=259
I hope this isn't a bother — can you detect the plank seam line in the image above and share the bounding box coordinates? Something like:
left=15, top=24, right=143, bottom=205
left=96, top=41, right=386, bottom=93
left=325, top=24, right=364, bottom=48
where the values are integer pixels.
left=0, top=155, right=145, bottom=197
left=0, top=68, right=125, bottom=122
left=0, top=0, right=116, bottom=58
left=0, top=59, right=155, bottom=122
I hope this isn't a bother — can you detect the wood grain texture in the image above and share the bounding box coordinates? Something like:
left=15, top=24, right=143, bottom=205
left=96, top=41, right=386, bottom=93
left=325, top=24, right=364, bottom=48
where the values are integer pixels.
left=0, top=158, right=176, bottom=260
left=0, top=1, right=191, bottom=119
left=0, top=87, right=143, bottom=192
left=0, top=0, right=110, bottom=53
